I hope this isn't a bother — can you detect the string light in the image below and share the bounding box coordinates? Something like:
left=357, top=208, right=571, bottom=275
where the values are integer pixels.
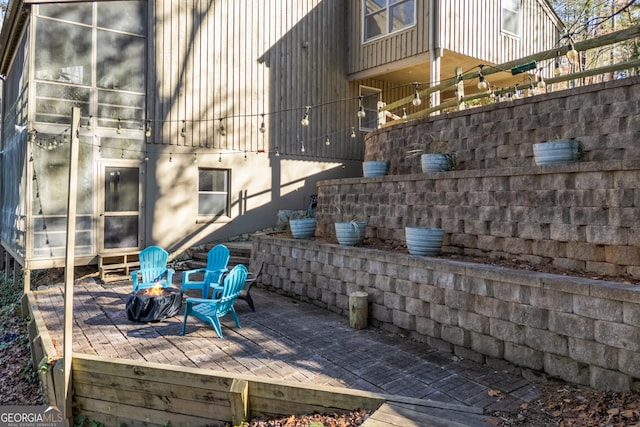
left=145, top=120, right=151, bottom=137
left=566, top=40, right=579, bottom=63
left=181, top=120, right=187, bottom=137
left=554, top=60, right=562, bottom=76
left=218, top=153, right=222, bottom=162
left=357, top=96, right=366, bottom=118
left=350, top=127, right=356, bottom=138
left=412, top=83, right=422, bottom=106
left=300, top=106, right=310, bottom=126
left=86, top=116, right=92, bottom=131
left=193, top=153, right=197, bottom=163
left=300, top=141, right=305, bottom=152
left=169, top=152, right=173, bottom=162
left=402, top=108, right=407, bottom=119
left=218, top=119, right=226, bottom=136
left=325, top=135, right=330, bottom=146
left=116, top=118, right=122, bottom=134
left=259, top=114, right=266, bottom=133
left=477, top=65, right=487, bottom=90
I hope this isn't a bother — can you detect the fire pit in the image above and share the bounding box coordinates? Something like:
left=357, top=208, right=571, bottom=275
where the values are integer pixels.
left=125, top=285, right=181, bottom=323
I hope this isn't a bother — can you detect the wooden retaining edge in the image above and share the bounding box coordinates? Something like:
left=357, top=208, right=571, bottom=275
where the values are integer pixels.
left=22, top=292, right=63, bottom=407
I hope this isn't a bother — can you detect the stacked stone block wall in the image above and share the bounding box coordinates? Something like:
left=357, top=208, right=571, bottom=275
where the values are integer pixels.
left=253, top=235, right=640, bottom=391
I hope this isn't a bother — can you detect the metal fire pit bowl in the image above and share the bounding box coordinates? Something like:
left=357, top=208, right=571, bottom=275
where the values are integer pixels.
left=125, top=287, right=181, bottom=323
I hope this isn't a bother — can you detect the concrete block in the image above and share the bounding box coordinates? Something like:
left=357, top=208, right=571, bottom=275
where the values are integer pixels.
left=526, top=327, right=568, bottom=355
left=544, top=353, right=590, bottom=386
left=470, top=331, right=504, bottom=359
left=419, top=284, right=445, bottom=304
left=416, top=316, right=441, bottom=337
left=504, top=342, right=544, bottom=370
left=373, top=275, right=395, bottom=293
left=590, top=366, right=632, bottom=392
left=618, top=349, right=640, bottom=378
left=454, top=345, right=486, bottom=364
left=444, top=290, right=475, bottom=311
left=595, top=320, right=640, bottom=352
left=442, top=325, right=469, bottom=347
left=459, top=275, right=491, bottom=296
left=492, top=281, right=527, bottom=304
left=431, top=304, right=458, bottom=325
left=371, top=303, right=393, bottom=323
left=573, top=294, right=622, bottom=322
left=458, top=310, right=490, bottom=334
left=393, top=309, right=415, bottom=330
left=509, top=303, right=549, bottom=329
left=586, top=225, right=628, bottom=245
left=405, top=297, right=429, bottom=317
left=490, top=318, right=526, bottom=344
left=549, top=311, right=594, bottom=340
left=408, top=266, right=433, bottom=284
left=427, top=336, right=454, bottom=353
left=568, top=337, right=618, bottom=370
left=623, top=302, right=640, bottom=327
left=530, top=288, right=573, bottom=312
left=605, top=245, right=640, bottom=266
left=383, top=292, right=404, bottom=311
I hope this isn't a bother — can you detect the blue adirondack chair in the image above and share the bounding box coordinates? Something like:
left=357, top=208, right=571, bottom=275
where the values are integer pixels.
left=130, top=246, right=175, bottom=292
left=181, top=244, right=230, bottom=298
left=181, top=264, right=249, bottom=338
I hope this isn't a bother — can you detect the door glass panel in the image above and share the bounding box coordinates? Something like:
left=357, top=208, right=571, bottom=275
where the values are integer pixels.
left=103, top=166, right=139, bottom=249
left=105, top=167, right=138, bottom=212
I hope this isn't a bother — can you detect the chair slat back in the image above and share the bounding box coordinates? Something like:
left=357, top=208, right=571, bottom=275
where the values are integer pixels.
left=139, top=246, right=169, bottom=284
left=216, top=264, right=248, bottom=316
left=204, top=244, right=230, bottom=283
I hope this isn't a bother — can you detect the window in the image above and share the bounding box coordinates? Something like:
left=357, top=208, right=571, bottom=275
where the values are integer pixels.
left=198, top=169, right=230, bottom=218
left=502, top=0, right=521, bottom=37
left=363, top=0, right=415, bottom=42
left=359, top=86, right=381, bottom=131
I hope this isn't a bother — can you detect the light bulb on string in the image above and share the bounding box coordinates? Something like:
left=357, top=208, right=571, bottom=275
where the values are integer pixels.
left=357, top=96, right=366, bottom=118
left=169, top=153, right=173, bottom=163
left=554, top=60, right=562, bottom=76
left=537, top=75, right=546, bottom=91
left=275, top=149, right=280, bottom=157
left=218, top=153, right=222, bottom=162
left=121, top=149, right=125, bottom=159
left=412, top=83, right=422, bottom=106
left=350, top=127, right=356, bottom=138
left=181, top=120, right=187, bottom=137
left=301, top=106, right=310, bottom=126
left=301, top=141, right=306, bottom=153
left=86, top=116, right=92, bottom=131
left=116, top=118, right=122, bottom=134
left=144, top=151, right=149, bottom=162
left=259, top=114, right=266, bottom=133
left=218, top=119, right=226, bottom=136
left=477, top=65, right=487, bottom=90
left=193, top=153, right=197, bottom=163
left=325, top=135, right=330, bottom=146
left=244, top=151, right=248, bottom=160
left=145, top=120, right=152, bottom=138
left=566, top=41, right=579, bottom=63
left=402, top=108, right=407, bottom=119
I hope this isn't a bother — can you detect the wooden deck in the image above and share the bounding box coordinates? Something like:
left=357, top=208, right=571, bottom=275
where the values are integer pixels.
left=27, top=273, right=535, bottom=425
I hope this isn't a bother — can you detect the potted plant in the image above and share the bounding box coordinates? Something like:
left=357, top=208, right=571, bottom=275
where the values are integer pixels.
left=334, top=206, right=367, bottom=246
left=405, top=226, right=444, bottom=256
left=533, top=138, right=583, bottom=166
left=289, top=214, right=316, bottom=239
left=362, top=160, right=390, bottom=177
left=406, top=133, right=456, bottom=173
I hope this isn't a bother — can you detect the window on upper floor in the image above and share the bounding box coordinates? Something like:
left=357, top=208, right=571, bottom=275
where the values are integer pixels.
left=502, top=0, right=521, bottom=37
left=198, top=168, right=230, bottom=218
left=363, top=0, right=416, bottom=43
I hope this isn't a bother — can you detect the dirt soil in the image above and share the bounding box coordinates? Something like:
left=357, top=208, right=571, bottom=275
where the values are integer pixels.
left=3, top=245, right=640, bottom=426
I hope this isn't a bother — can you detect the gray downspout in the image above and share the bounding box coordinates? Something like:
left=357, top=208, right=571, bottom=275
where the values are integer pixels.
left=429, top=0, right=441, bottom=113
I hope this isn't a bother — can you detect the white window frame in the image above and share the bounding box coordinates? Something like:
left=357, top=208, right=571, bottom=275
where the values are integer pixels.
left=362, top=0, right=416, bottom=43
left=197, top=168, right=230, bottom=220
left=501, top=0, right=521, bottom=37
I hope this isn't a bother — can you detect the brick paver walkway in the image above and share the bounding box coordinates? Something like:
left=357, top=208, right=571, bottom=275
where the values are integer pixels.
left=33, top=278, right=540, bottom=418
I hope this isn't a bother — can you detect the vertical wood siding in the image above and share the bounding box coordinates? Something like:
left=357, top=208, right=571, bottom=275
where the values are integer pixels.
left=349, top=0, right=561, bottom=75
left=148, top=0, right=362, bottom=160
left=349, top=0, right=430, bottom=75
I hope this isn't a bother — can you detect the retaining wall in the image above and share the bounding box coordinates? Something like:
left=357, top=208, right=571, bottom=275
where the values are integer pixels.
left=253, top=234, right=640, bottom=391
left=315, top=76, right=640, bottom=280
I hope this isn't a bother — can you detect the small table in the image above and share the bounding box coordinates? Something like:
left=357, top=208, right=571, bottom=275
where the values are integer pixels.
left=125, top=287, right=181, bottom=323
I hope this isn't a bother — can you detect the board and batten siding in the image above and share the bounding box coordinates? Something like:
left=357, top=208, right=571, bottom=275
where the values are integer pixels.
left=349, top=0, right=562, bottom=76
left=439, top=0, right=562, bottom=65
left=349, top=0, right=430, bottom=75
left=147, top=0, right=362, bottom=160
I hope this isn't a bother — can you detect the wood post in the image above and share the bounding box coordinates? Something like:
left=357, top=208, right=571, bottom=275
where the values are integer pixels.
left=349, top=291, right=368, bottom=330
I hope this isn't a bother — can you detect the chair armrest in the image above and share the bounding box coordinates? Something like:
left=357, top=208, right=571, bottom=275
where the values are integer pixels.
left=130, top=270, right=140, bottom=288
left=185, top=297, right=217, bottom=304
left=182, top=268, right=206, bottom=282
